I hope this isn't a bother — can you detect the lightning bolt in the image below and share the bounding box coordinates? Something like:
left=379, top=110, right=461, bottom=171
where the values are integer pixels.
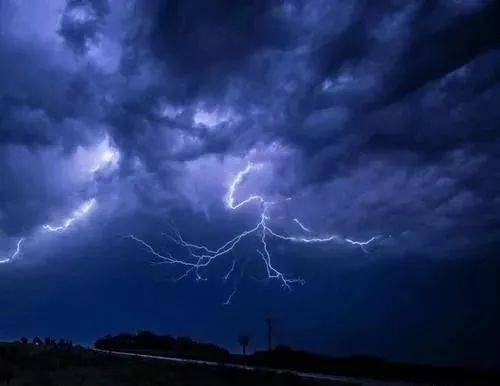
left=293, top=218, right=312, bottom=233
left=0, top=198, right=97, bottom=264
left=43, top=198, right=96, bottom=232
left=0, top=238, right=25, bottom=264
left=223, top=286, right=238, bottom=306
left=130, top=162, right=382, bottom=303
left=1, top=143, right=113, bottom=265
left=345, top=236, right=380, bottom=253
left=225, top=162, right=265, bottom=209
left=0, top=198, right=96, bottom=264
left=223, top=260, right=236, bottom=282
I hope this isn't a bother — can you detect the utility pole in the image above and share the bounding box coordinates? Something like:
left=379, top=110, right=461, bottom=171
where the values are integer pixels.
left=265, top=317, right=273, bottom=351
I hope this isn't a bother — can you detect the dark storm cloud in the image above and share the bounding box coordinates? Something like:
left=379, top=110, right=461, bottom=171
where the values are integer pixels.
left=286, top=1, right=499, bottom=151
left=59, top=0, right=110, bottom=54
left=0, top=36, right=106, bottom=150
left=121, top=0, right=293, bottom=93
left=381, top=0, right=499, bottom=106
left=0, top=5, right=110, bottom=236
left=85, top=0, right=499, bottom=256
left=1, top=0, right=498, bottom=251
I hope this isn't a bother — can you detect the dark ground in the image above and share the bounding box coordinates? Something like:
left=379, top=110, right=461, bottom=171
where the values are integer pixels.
left=0, top=343, right=353, bottom=386
left=95, top=332, right=500, bottom=385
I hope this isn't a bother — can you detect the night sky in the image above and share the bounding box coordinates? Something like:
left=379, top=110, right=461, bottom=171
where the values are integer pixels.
left=1, top=0, right=500, bottom=370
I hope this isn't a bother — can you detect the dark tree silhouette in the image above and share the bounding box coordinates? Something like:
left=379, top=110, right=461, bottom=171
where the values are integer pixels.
left=32, top=336, right=42, bottom=346
left=44, top=337, right=55, bottom=346
left=238, top=335, right=250, bottom=356
left=20, top=337, right=28, bottom=344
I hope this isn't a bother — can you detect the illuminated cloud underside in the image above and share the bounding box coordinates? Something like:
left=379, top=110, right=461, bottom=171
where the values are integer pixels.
left=91, top=146, right=120, bottom=173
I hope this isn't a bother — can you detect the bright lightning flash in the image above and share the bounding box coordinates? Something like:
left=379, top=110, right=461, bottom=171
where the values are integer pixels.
left=293, top=218, right=312, bottom=233
left=0, top=238, right=25, bottom=264
left=91, top=146, right=119, bottom=173
left=1, top=140, right=116, bottom=265
left=225, top=162, right=264, bottom=209
left=43, top=198, right=96, bottom=232
left=130, top=162, right=381, bottom=303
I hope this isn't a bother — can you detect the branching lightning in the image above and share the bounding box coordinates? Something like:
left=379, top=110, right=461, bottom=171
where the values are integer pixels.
left=223, top=286, right=238, bottom=306
left=43, top=198, right=96, bottom=232
left=1, top=196, right=98, bottom=265
left=0, top=238, right=25, bottom=264
left=345, top=236, right=380, bottom=253
left=223, top=260, right=236, bottom=282
left=293, top=218, right=312, bottom=233
left=225, top=162, right=264, bottom=209
left=130, top=162, right=381, bottom=303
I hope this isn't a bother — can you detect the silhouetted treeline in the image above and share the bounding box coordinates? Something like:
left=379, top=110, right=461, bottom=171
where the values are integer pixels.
left=20, top=336, right=73, bottom=348
left=249, top=345, right=500, bottom=384
left=95, top=331, right=229, bottom=361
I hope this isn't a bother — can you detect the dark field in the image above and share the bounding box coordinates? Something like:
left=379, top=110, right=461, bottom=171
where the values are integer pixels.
left=95, top=332, right=500, bottom=385
left=0, top=343, right=353, bottom=386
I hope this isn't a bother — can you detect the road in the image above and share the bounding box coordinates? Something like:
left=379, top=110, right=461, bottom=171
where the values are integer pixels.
left=91, top=348, right=420, bottom=386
